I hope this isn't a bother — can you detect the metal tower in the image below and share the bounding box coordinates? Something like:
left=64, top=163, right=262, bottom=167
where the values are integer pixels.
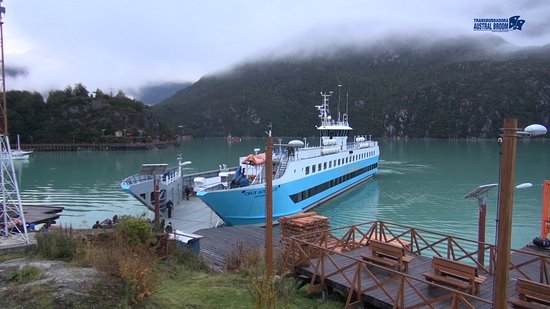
left=0, top=1, right=29, bottom=243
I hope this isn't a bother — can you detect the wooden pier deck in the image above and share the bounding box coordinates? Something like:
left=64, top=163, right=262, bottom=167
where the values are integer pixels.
left=196, top=226, right=281, bottom=271
left=295, top=245, right=550, bottom=308
left=283, top=220, right=550, bottom=308
left=23, top=205, right=64, bottom=226
left=163, top=195, right=222, bottom=234
left=18, top=140, right=180, bottom=151
left=294, top=247, right=493, bottom=308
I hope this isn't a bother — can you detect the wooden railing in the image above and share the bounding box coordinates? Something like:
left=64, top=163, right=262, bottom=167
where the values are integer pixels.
left=282, top=220, right=550, bottom=308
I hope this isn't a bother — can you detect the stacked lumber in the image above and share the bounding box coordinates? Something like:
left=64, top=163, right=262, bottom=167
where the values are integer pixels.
left=278, top=212, right=330, bottom=242
left=279, top=212, right=332, bottom=266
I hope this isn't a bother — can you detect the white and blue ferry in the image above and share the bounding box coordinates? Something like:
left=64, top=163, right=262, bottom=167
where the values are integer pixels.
left=194, top=91, right=379, bottom=225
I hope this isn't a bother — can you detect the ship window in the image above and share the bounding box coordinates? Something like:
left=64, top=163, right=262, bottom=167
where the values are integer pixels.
left=329, top=161, right=332, bottom=168
left=324, top=162, right=327, bottom=170
left=305, top=166, right=310, bottom=175
left=312, top=165, right=316, bottom=173
left=338, top=159, right=341, bottom=165
left=318, top=163, right=321, bottom=171
left=290, top=162, right=378, bottom=204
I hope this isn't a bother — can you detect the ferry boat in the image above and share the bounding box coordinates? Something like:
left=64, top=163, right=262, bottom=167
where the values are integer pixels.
left=120, top=91, right=379, bottom=226
left=195, top=91, right=379, bottom=225
left=121, top=154, right=196, bottom=211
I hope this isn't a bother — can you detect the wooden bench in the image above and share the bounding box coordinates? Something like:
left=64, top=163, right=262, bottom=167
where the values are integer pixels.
left=361, top=239, right=413, bottom=271
left=354, top=233, right=411, bottom=252
left=509, top=278, right=550, bottom=308
left=422, top=256, right=486, bottom=294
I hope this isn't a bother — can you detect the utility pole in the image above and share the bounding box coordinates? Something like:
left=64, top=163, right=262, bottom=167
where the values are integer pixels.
left=493, top=118, right=517, bottom=309
left=265, top=123, right=273, bottom=277
left=0, top=1, right=28, bottom=243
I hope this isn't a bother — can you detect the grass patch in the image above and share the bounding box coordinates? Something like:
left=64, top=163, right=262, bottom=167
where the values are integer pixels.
left=6, top=216, right=346, bottom=308
left=0, top=285, right=58, bottom=308
left=9, top=266, right=43, bottom=284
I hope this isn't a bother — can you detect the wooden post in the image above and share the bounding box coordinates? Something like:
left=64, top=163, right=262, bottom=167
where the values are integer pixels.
left=265, top=128, right=273, bottom=277
left=542, top=181, right=550, bottom=239
left=494, top=118, right=517, bottom=309
left=477, top=199, right=486, bottom=268
left=154, top=176, right=161, bottom=233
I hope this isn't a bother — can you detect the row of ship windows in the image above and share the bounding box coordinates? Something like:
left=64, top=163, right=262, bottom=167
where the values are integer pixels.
left=304, top=151, right=377, bottom=175
left=290, top=163, right=378, bottom=203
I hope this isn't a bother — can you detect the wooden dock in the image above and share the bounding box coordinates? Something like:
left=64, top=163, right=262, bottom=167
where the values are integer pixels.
left=283, top=220, right=550, bottom=308
left=196, top=226, right=281, bottom=271
left=18, top=140, right=180, bottom=151
left=162, top=195, right=222, bottom=233
left=23, top=205, right=64, bottom=226
left=157, top=193, right=284, bottom=271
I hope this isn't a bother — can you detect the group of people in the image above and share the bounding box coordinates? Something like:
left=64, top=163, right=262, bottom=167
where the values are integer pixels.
left=146, top=218, right=175, bottom=234
left=92, top=215, right=119, bottom=229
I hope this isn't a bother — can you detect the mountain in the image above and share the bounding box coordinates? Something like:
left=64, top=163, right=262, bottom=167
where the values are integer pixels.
left=153, top=35, right=550, bottom=139
left=127, top=82, right=191, bottom=105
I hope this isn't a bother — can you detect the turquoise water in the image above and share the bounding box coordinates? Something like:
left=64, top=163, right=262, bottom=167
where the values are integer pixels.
left=14, top=138, right=550, bottom=249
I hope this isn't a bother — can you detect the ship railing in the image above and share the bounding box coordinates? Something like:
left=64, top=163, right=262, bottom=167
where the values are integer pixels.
left=121, top=174, right=154, bottom=185
left=347, top=140, right=378, bottom=150
left=121, top=168, right=181, bottom=186
left=275, top=154, right=290, bottom=179
left=163, top=169, right=181, bottom=184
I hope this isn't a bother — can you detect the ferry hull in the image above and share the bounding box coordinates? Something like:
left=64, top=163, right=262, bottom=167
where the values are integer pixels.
left=197, top=156, right=379, bottom=226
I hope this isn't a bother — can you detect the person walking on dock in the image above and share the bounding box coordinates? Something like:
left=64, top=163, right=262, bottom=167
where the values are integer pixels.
left=166, top=200, right=173, bottom=218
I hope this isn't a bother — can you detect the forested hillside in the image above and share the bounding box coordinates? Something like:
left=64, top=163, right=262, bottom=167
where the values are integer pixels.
left=7, top=84, right=175, bottom=144
left=154, top=35, right=550, bottom=138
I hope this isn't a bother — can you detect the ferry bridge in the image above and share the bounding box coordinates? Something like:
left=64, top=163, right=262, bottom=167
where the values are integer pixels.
left=281, top=220, right=550, bottom=308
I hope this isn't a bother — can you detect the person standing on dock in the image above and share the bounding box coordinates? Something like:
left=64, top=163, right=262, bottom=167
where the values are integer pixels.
left=165, top=222, right=173, bottom=234
left=185, top=186, right=191, bottom=200
left=166, top=200, right=173, bottom=218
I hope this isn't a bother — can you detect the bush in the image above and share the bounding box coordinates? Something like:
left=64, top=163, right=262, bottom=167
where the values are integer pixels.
left=35, top=230, right=77, bottom=260
left=83, top=217, right=161, bottom=305
left=114, top=216, right=155, bottom=247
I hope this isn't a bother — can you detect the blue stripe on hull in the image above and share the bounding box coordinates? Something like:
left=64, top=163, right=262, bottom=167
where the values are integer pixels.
left=197, top=156, right=379, bottom=226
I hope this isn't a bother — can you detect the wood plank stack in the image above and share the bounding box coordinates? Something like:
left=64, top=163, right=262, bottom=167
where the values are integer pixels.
left=279, top=212, right=331, bottom=266
left=279, top=212, right=330, bottom=242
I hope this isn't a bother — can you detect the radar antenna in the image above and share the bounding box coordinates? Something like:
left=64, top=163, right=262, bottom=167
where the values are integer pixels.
left=0, top=1, right=29, bottom=243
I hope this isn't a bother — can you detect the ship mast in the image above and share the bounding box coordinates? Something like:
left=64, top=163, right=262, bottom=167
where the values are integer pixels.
left=0, top=1, right=29, bottom=243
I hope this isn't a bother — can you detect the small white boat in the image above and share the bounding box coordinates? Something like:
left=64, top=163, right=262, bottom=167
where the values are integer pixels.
left=3, top=135, right=33, bottom=160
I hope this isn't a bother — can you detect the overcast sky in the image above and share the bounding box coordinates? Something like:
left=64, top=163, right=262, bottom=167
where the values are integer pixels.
left=4, top=0, right=550, bottom=94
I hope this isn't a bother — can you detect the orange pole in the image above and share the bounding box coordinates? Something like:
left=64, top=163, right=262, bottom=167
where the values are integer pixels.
left=542, top=181, right=550, bottom=239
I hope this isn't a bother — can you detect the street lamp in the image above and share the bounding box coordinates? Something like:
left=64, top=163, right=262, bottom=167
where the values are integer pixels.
left=464, top=182, right=532, bottom=268
left=493, top=118, right=546, bottom=309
